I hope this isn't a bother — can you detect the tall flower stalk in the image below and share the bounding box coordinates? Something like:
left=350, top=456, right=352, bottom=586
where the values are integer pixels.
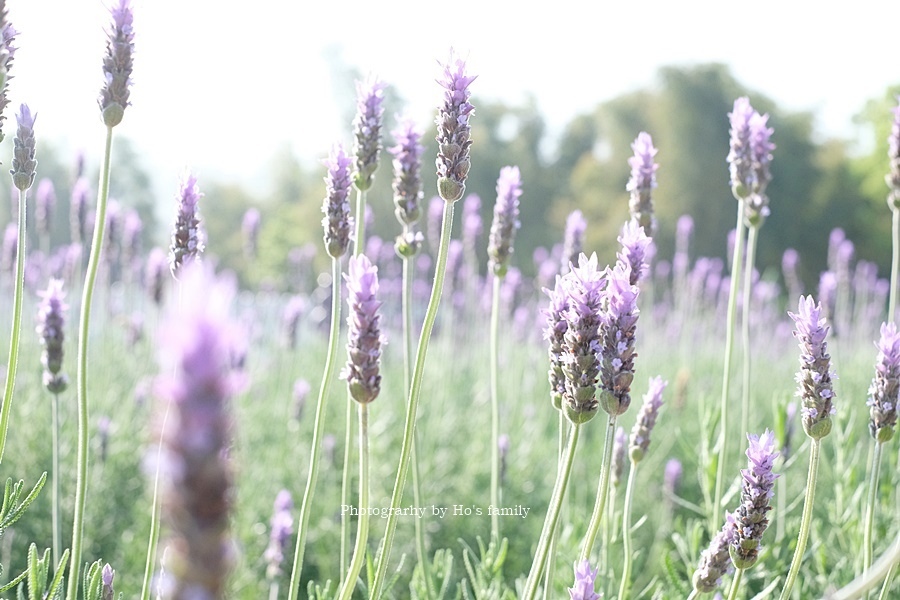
left=287, top=144, right=353, bottom=600
left=887, top=97, right=900, bottom=322
left=779, top=295, right=836, bottom=600
left=627, top=131, right=659, bottom=237
left=689, top=512, right=736, bottom=599
left=370, top=51, right=473, bottom=599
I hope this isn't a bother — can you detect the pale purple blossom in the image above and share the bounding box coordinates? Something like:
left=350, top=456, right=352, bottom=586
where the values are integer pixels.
left=629, top=376, right=666, bottom=462
left=435, top=50, right=475, bottom=202
left=788, top=296, right=836, bottom=440
left=264, top=490, right=294, bottom=580
left=664, top=458, right=682, bottom=496
left=868, top=322, right=900, bottom=441
left=543, top=275, right=570, bottom=411
left=99, top=0, right=134, bottom=127
left=242, top=207, right=260, bottom=259
left=730, top=430, right=779, bottom=569
left=101, top=563, right=115, bottom=600
left=462, top=193, right=482, bottom=258
left=145, top=247, right=167, bottom=306
left=561, top=210, right=587, bottom=275
left=341, top=254, right=385, bottom=404
left=35, top=178, right=55, bottom=239
left=487, top=165, right=523, bottom=276
left=693, top=513, right=737, bottom=593
left=321, top=144, right=353, bottom=258
left=627, top=131, right=659, bottom=235
left=10, top=103, right=36, bottom=191
left=36, top=278, right=68, bottom=394
left=617, top=220, right=652, bottom=286
left=598, top=262, right=640, bottom=416
left=0, top=19, right=17, bottom=143
left=353, top=75, right=386, bottom=191
left=71, top=177, right=90, bottom=246
left=887, top=97, right=900, bottom=208
left=390, top=117, right=424, bottom=226
left=727, top=97, right=755, bottom=199
left=568, top=560, right=601, bottom=600
left=168, top=172, right=204, bottom=276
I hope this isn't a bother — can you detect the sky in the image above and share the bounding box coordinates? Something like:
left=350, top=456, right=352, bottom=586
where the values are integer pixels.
left=6, top=0, right=900, bottom=200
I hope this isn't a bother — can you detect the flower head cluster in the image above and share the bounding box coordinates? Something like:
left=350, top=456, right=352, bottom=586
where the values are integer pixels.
left=543, top=275, right=570, bottom=411
left=487, top=165, right=523, bottom=277
left=598, top=263, right=640, bottom=416
left=36, top=279, right=69, bottom=394
left=341, top=254, right=385, bottom=404
left=561, top=210, right=587, bottom=275
left=10, top=104, right=36, bottom=192
left=727, top=97, right=775, bottom=226
left=888, top=97, right=900, bottom=209
left=617, top=220, right=652, bottom=287
left=168, top=172, right=204, bottom=276
left=629, top=376, right=666, bottom=463
left=626, top=132, right=659, bottom=236
left=352, top=75, right=386, bottom=192
left=101, top=563, right=115, bottom=599
left=693, top=513, right=737, bottom=593
left=71, top=177, right=90, bottom=245
left=99, top=0, right=134, bottom=127
left=868, top=322, right=900, bottom=442
left=264, top=490, right=293, bottom=580
left=321, top=144, right=353, bottom=258
left=788, top=295, right=836, bottom=440
left=390, top=118, right=424, bottom=226
left=730, top=430, right=779, bottom=569
left=435, top=50, right=475, bottom=203
left=0, top=18, right=18, bottom=144
left=568, top=560, right=601, bottom=600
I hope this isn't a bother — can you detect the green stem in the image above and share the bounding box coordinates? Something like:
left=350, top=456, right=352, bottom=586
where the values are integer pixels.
left=778, top=438, right=821, bottom=600
left=686, top=590, right=700, bottom=600
left=490, top=274, right=502, bottom=541
left=891, top=208, right=900, bottom=324
left=67, top=125, right=114, bottom=600
left=618, top=460, right=638, bottom=600
left=0, top=187, right=28, bottom=463
left=726, top=568, right=744, bottom=600
left=864, top=441, right=884, bottom=598
left=713, top=199, right=746, bottom=527
left=523, top=424, right=581, bottom=600
left=370, top=200, right=455, bottom=600
left=338, top=403, right=369, bottom=600
left=879, top=563, right=897, bottom=600
left=542, top=411, right=565, bottom=600
left=580, top=415, right=618, bottom=562
left=287, top=257, right=343, bottom=600
left=51, top=392, right=60, bottom=568
left=740, top=224, right=758, bottom=441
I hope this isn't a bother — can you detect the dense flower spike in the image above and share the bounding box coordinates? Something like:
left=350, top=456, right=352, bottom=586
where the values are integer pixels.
left=168, top=172, right=204, bottom=276
left=101, top=564, right=115, bottom=600
left=543, top=275, right=570, bottom=410
left=598, top=263, right=641, bottom=416
left=10, top=104, right=36, bottom=191
left=321, top=144, right=353, bottom=258
left=155, top=263, right=243, bottom=600
left=693, top=513, right=737, bottom=593
left=561, top=210, right=587, bottom=275
left=0, top=18, right=17, bottom=144
left=743, top=110, right=775, bottom=226
left=71, top=177, right=90, bottom=246
left=99, top=0, right=134, bottom=127
left=730, top=430, right=779, bottom=569
left=389, top=117, right=424, bottom=226
left=435, top=50, right=475, bottom=202
left=341, top=254, right=385, bottom=404
left=264, top=490, right=293, bottom=580
left=629, top=376, right=666, bottom=463
left=627, top=131, right=659, bottom=235
left=727, top=97, right=755, bottom=199
left=788, top=295, right=836, bottom=440
left=559, top=253, right=605, bottom=424
left=487, top=165, right=523, bottom=276
left=352, top=75, right=386, bottom=191
left=35, top=179, right=54, bottom=239
left=664, top=458, right=683, bottom=495
left=568, top=560, right=601, bottom=600
left=36, top=279, right=68, bottom=394
left=611, top=425, right=628, bottom=486
left=617, top=220, right=652, bottom=286
left=145, top=247, right=167, bottom=305
left=868, top=322, right=900, bottom=441
left=888, top=97, right=900, bottom=209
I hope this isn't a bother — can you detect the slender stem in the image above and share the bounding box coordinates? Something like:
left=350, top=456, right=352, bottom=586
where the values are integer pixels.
left=580, top=415, right=618, bottom=562
left=542, top=411, right=565, bottom=600
left=287, top=257, right=343, bottom=600
left=523, top=424, right=581, bottom=600
left=778, top=438, right=821, bottom=600
left=686, top=590, right=700, bottom=600
left=891, top=208, right=900, bottom=323
left=67, top=125, right=114, bottom=600
left=354, top=187, right=367, bottom=256
left=726, top=568, right=745, bottom=600
left=490, top=274, right=502, bottom=541
left=740, top=224, right=759, bottom=440
left=618, top=460, right=639, bottom=600
left=268, top=582, right=279, bottom=600
left=864, top=441, right=884, bottom=598
left=338, top=403, right=369, bottom=600
left=370, top=200, right=455, bottom=600
left=51, top=392, right=61, bottom=567
left=0, top=187, right=28, bottom=463
left=713, top=199, right=746, bottom=526
left=879, top=563, right=897, bottom=600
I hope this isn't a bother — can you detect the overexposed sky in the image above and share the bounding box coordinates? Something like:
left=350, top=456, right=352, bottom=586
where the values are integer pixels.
left=7, top=0, right=900, bottom=198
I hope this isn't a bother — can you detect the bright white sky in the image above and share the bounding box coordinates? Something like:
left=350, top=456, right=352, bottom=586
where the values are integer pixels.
left=7, top=0, right=900, bottom=198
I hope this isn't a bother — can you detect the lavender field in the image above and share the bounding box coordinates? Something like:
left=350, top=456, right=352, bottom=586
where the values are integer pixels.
left=2, top=2, right=900, bottom=600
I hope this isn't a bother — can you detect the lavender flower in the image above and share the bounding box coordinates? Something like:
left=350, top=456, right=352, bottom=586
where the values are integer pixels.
left=887, top=97, right=900, bottom=209
left=788, top=295, right=836, bottom=440
left=627, top=131, right=659, bottom=235
left=282, top=295, right=305, bottom=349
left=462, top=193, right=482, bottom=258
left=145, top=247, right=167, bottom=306
left=487, top=165, right=523, bottom=276
left=568, top=559, right=601, bottom=600
left=629, top=376, right=666, bottom=463
left=264, top=489, right=293, bottom=580
left=435, top=50, right=475, bottom=203
left=611, top=425, right=627, bottom=486
left=10, top=103, right=36, bottom=191
left=352, top=75, right=386, bottom=191
left=168, top=172, right=204, bottom=276
left=727, top=97, right=755, bottom=199
left=321, top=144, right=353, bottom=258
left=0, top=17, right=17, bottom=143
left=101, top=563, right=115, bottom=600
left=868, top=322, right=900, bottom=442
left=730, top=430, right=779, bottom=569
left=242, top=207, right=260, bottom=259
left=292, top=378, right=310, bottom=421
left=390, top=117, right=424, bottom=226
left=341, top=254, right=385, bottom=404
left=561, top=210, right=587, bottom=275
left=617, top=220, right=652, bottom=286
left=693, top=513, right=737, bottom=593
left=36, top=278, right=68, bottom=394
left=35, top=179, right=55, bottom=239
left=71, top=177, right=90, bottom=246
left=543, top=275, right=570, bottom=410
left=99, top=0, right=134, bottom=128
left=664, top=458, right=682, bottom=496
left=598, top=263, right=640, bottom=416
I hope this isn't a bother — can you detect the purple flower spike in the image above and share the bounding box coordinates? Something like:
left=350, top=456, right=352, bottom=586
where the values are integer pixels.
left=743, top=110, right=775, bottom=226
left=101, top=563, right=115, bottom=600
left=36, top=278, right=69, bottom=394
left=887, top=97, right=900, bottom=208
left=35, top=178, right=55, bottom=238
left=0, top=20, right=18, bottom=144
left=693, top=513, right=737, bottom=593
left=487, top=165, right=523, bottom=276
left=629, top=376, right=666, bottom=463
left=71, top=177, right=90, bottom=246
left=611, top=425, right=628, bottom=486
left=543, top=275, right=571, bottom=411
left=598, top=263, right=641, bottom=417
left=264, top=489, right=294, bottom=580
left=145, top=247, right=167, bottom=306
left=664, top=458, right=683, bottom=495
left=435, top=50, right=475, bottom=203
left=352, top=75, right=386, bottom=192
left=727, top=97, right=755, bottom=200
left=868, top=322, right=900, bottom=442
left=788, top=295, right=836, bottom=440
left=99, top=0, right=134, bottom=127
left=321, top=143, right=353, bottom=258
left=730, top=430, right=779, bottom=569
left=168, top=171, right=205, bottom=276
left=617, top=220, right=652, bottom=287
left=561, top=210, right=587, bottom=275
left=462, top=193, right=482, bottom=258
left=341, top=254, right=385, bottom=404
left=568, top=559, right=601, bottom=600
left=627, top=131, right=659, bottom=235
left=10, top=103, right=36, bottom=192
left=390, top=117, right=425, bottom=226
